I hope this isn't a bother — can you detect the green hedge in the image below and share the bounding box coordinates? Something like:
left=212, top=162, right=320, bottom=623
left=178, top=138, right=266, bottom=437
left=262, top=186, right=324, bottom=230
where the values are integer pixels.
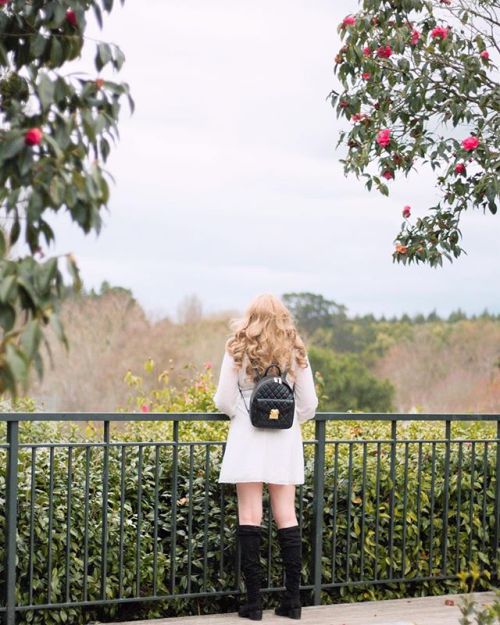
left=0, top=416, right=497, bottom=625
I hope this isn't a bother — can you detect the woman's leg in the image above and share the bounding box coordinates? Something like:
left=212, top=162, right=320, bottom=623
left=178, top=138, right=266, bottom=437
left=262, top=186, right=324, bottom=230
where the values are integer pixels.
left=268, top=483, right=297, bottom=528
left=268, top=484, right=302, bottom=617
left=236, top=482, right=264, bottom=525
left=235, top=482, right=265, bottom=618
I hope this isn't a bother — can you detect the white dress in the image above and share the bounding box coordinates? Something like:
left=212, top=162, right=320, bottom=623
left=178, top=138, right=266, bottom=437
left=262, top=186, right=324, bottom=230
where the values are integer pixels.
left=213, top=351, right=319, bottom=485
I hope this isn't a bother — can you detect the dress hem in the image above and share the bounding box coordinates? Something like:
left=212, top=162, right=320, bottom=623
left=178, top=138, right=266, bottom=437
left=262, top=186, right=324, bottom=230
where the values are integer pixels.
left=218, top=479, right=304, bottom=485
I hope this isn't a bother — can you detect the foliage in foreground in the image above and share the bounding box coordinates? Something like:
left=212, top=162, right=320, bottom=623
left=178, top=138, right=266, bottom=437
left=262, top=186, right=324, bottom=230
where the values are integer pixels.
left=331, top=0, right=499, bottom=267
left=0, top=0, right=132, bottom=399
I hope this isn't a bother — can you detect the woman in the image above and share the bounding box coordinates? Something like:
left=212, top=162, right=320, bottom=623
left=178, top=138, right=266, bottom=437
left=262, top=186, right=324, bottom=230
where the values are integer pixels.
left=213, top=293, right=318, bottom=621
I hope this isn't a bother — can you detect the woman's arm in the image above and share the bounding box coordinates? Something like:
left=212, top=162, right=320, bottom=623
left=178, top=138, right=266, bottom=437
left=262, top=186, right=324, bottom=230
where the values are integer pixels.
left=294, top=356, right=319, bottom=424
left=213, top=350, right=240, bottom=419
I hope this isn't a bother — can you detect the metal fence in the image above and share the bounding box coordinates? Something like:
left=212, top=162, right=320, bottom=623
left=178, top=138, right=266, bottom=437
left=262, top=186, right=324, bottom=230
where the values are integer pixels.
left=1, top=412, right=499, bottom=625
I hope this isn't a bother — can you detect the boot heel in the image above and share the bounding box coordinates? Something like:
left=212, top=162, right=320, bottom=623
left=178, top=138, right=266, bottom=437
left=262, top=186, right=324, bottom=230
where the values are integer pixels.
left=288, top=606, right=301, bottom=619
left=274, top=605, right=301, bottom=619
left=248, top=609, right=263, bottom=620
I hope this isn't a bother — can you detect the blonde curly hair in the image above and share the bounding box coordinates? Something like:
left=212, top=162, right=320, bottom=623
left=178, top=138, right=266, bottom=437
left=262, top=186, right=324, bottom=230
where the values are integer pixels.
left=226, top=293, right=308, bottom=383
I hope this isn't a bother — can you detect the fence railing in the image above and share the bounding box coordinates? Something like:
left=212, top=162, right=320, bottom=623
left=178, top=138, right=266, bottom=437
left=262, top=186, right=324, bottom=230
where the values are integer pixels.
left=1, top=412, right=499, bottom=625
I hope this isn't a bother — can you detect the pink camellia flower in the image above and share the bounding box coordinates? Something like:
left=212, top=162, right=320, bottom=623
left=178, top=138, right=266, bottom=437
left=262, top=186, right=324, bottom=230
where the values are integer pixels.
left=376, top=44, right=392, bottom=58
left=24, top=127, right=43, bottom=146
left=140, top=403, right=151, bottom=413
left=410, top=30, right=421, bottom=45
left=361, top=72, right=371, bottom=80
left=342, top=15, right=356, bottom=27
left=431, top=26, right=449, bottom=40
left=454, top=163, right=466, bottom=175
left=376, top=128, right=392, bottom=147
left=402, top=205, right=411, bottom=218
left=0, top=0, right=11, bottom=6
left=351, top=113, right=365, bottom=122
left=480, top=50, right=490, bottom=60
left=363, top=46, right=372, bottom=57
left=66, top=8, right=77, bottom=27
left=382, top=170, right=394, bottom=180
left=461, top=135, right=479, bottom=151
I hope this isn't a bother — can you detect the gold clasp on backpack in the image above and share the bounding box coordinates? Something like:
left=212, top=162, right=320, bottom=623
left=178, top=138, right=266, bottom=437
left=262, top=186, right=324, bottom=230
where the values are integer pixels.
left=269, top=408, right=280, bottom=419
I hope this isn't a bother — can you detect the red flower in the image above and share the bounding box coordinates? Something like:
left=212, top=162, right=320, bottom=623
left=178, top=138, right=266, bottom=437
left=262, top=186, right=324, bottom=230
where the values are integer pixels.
left=440, top=0, right=452, bottom=4
left=342, top=15, right=356, bottom=27
left=66, top=9, right=77, bottom=27
left=410, top=30, right=420, bottom=45
left=24, top=127, right=43, bottom=146
left=361, top=72, right=371, bottom=80
left=0, top=0, right=11, bottom=6
left=454, top=163, right=466, bottom=175
left=376, top=44, right=392, bottom=58
left=382, top=170, right=394, bottom=180
left=140, top=403, right=151, bottom=413
left=480, top=50, right=489, bottom=60
left=431, top=26, right=449, bottom=40
left=376, top=128, right=391, bottom=147
left=395, top=244, right=408, bottom=254
left=339, top=99, right=349, bottom=108
left=204, top=361, right=213, bottom=369
left=402, top=205, right=411, bottom=218
left=461, top=135, right=479, bottom=151
left=95, top=78, right=105, bottom=89
left=363, top=46, right=372, bottom=57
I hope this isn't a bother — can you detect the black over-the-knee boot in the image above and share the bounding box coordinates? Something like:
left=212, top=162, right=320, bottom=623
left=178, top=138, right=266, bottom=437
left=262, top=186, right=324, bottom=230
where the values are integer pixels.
left=237, top=524, right=264, bottom=620
left=275, top=524, right=302, bottom=619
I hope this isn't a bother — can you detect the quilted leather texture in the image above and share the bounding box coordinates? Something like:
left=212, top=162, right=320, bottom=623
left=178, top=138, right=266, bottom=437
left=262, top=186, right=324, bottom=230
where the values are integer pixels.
left=249, top=377, right=295, bottom=429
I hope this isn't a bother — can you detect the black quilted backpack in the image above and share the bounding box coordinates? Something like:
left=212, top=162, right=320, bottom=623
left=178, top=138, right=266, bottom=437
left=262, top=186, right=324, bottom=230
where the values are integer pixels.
left=238, top=363, right=295, bottom=429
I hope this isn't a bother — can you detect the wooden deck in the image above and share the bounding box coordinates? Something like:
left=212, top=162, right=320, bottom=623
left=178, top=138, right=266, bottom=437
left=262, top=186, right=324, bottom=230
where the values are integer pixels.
left=110, top=591, right=496, bottom=625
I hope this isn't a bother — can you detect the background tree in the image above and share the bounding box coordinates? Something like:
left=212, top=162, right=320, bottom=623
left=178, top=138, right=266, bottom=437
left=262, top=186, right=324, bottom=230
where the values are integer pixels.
left=309, top=345, right=395, bottom=412
left=0, top=0, right=132, bottom=398
left=330, top=0, right=499, bottom=267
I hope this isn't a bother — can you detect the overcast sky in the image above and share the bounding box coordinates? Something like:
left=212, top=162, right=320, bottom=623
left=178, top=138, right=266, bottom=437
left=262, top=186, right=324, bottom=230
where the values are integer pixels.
left=44, top=0, right=499, bottom=321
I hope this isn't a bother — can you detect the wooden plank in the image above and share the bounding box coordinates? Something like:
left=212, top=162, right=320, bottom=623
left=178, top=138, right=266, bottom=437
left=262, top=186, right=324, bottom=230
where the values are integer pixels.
left=108, top=591, right=496, bottom=625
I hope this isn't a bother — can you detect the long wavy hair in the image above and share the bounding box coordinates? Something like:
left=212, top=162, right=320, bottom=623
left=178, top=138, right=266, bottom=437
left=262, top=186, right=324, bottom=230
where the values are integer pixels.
left=226, top=293, right=308, bottom=383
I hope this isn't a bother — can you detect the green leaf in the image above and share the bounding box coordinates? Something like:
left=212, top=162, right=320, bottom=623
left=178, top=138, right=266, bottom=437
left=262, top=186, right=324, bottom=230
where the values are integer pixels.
left=95, top=42, right=112, bottom=71
left=0, top=303, right=16, bottom=332
left=0, top=228, right=5, bottom=257
left=30, top=34, right=47, bottom=58
left=49, top=37, right=63, bottom=67
left=20, top=319, right=42, bottom=360
left=0, top=136, right=25, bottom=161
left=36, top=257, right=58, bottom=293
left=38, top=73, right=55, bottom=111
left=0, top=275, right=16, bottom=302
left=5, top=342, right=29, bottom=383
left=50, top=312, right=69, bottom=350
left=9, top=219, right=21, bottom=245
left=49, top=177, right=64, bottom=206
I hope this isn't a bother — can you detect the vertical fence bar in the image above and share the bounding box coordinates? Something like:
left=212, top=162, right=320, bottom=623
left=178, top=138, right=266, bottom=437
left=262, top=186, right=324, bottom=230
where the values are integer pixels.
left=4, top=420, right=19, bottom=625
left=312, top=417, right=325, bottom=605
left=388, top=420, right=397, bottom=579
left=494, top=420, right=500, bottom=584
left=101, top=420, right=110, bottom=600
left=170, top=420, right=179, bottom=595
left=441, top=420, right=451, bottom=577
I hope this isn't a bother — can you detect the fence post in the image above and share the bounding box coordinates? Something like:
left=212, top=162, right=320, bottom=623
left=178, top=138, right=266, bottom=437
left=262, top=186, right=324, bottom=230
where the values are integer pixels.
left=494, top=419, right=500, bottom=584
left=311, top=416, right=325, bottom=606
left=4, top=419, right=19, bottom=625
